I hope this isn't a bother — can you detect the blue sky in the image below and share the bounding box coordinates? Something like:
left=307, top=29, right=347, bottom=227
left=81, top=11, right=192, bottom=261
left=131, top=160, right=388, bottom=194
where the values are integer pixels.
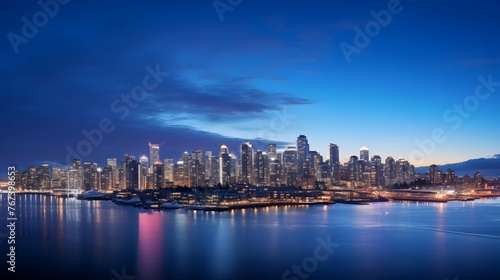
left=1, top=0, right=499, bottom=171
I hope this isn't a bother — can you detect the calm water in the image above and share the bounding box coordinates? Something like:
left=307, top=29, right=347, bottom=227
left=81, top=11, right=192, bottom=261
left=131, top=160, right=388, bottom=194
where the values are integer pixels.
left=1, top=194, right=500, bottom=280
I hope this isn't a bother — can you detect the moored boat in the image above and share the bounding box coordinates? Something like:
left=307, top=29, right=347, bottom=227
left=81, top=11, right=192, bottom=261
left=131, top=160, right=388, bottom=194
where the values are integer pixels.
left=77, top=188, right=106, bottom=200
left=120, top=196, right=141, bottom=205
left=162, top=201, right=184, bottom=209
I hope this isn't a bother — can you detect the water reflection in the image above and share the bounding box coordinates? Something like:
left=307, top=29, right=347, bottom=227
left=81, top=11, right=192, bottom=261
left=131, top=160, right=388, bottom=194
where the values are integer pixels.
left=137, top=211, right=165, bottom=279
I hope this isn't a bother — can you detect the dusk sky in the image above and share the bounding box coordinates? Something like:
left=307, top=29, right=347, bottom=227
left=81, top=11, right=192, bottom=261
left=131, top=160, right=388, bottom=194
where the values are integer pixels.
left=1, top=0, right=499, bottom=172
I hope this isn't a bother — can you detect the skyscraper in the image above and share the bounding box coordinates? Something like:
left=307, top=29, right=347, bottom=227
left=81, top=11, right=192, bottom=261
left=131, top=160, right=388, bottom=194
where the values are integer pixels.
left=348, top=155, right=359, bottom=182
left=139, top=156, right=149, bottom=174
left=107, top=158, right=117, bottom=169
left=253, top=150, right=267, bottom=186
left=189, top=149, right=204, bottom=187
left=107, top=158, right=118, bottom=189
left=268, top=157, right=281, bottom=186
left=384, top=156, right=396, bottom=186
left=429, top=164, right=440, bottom=184
left=127, top=159, right=139, bottom=190
left=329, top=143, right=340, bottom=184
left=282, top=146, right=298, bottom=186
left=219, top=145, right=231, bottom=186
left=148, top=142, right=160, bottom=173
left=164, top=158, right=174, bottom=183
left=268, top=144, right=277, bottom=159
left=152, top=162, right=164, bottom=189
left=297, top=135, right=310, bottom=177
left=360, top=146, right=369, bottom=162
left=83, top=162, right=97, bottom=191
left=204, top=151, right=212, bottom=183
left=139, top=156, right=149, bottom=189
left=240, top=142, right=253, bottom=185
left=329, top=144, right=340, bottom=164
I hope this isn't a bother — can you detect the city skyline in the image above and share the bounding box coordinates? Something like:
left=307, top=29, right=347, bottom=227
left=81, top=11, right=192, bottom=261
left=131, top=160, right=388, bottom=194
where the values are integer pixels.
left=2, top=1, right=500, bottom=175
left=7, top=135, right=496, bottom=192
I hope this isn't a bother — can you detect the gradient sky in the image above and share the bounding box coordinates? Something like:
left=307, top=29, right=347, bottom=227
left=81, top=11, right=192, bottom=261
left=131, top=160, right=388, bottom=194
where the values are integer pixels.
left=1, top=0, right=499, bottom=172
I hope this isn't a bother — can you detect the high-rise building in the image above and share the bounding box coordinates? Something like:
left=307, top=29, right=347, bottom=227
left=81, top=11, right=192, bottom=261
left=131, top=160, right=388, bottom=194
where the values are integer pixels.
left=240, top=142, right=253, bottom=185
left=67, top=169, right=81, bottom=190
left=297, top=135, right=310, bottom=178
left=210, top=156, right=219, bottom=186
left=360, top=146, right=369, bottom=162
left=107, top=158, right=117, bottom=169
left=152, top=162, right=164, bottom=189
left=219, top=145, right=231, bottom=186
left=101, top=165, right=114, bottom=190
left=268, top=157, right=281, bottom=186
left=83, top=162, right=97, bottom=191
left=174, top=160, right=189, bottom=186
left=384, top=156, right=396, bottom=186
left=149, top=142, right=161, bottom=173
left=254, top=150, right=267, bottom=186
left=72, top=159, right=82, bottom=171
left=37, top=163, right=51, bottom=189
left=127, top=159, right=140, bottom=190
left=309, top=151, right=322, bottom=179
left=52, top=167, right=63, bottom=188
left=318, top=162, right=330, bottom=183
left=429, top=164, right=440, bottom=184
left=282, top=146, right=298, bottom=186
left=395, top=159, right=412, bottom=184
left=370, top=155, right=383, bottom=187
left=139, top=156, right=149, bottom=189
left=139, top=156, right=149, bottom=174
left=268, top=144, right=277, bottom=159
left=189, top=149, right=204, bottom=187
left=445, top=169, right=455, bottom=185
left=204, top=151, right=212, bottom=183
left=107, top=158, right=118, bottom=189
left=229, top=152, right=238, bottom=184
left=348, top=156, right=359, bottom=182
left=163, top=158, right=174, bottom=183
left=329, top=143, right=340, bottom=184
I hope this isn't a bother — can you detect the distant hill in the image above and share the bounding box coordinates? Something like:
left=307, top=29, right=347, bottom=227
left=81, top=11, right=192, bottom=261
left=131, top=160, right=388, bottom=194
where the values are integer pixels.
left=414, top=154, right=500, bottom=178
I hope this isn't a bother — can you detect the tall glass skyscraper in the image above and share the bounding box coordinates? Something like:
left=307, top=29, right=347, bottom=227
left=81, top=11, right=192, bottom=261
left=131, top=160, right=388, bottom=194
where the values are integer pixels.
left=148, top=142, right=160, bottom=172
left=240, top=142, right=253, bottom=185
left=296, top=135, right=310, bottom=178
left=360, top=146, right=369, bottom=162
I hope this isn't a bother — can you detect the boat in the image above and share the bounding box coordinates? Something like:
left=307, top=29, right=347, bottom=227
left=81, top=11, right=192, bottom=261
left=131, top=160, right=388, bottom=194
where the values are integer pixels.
left=120, top=196, right=141, bottom=205
left=77, top=188, right=107, bottom=200
left=162, top=201, right=184, bottom=209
